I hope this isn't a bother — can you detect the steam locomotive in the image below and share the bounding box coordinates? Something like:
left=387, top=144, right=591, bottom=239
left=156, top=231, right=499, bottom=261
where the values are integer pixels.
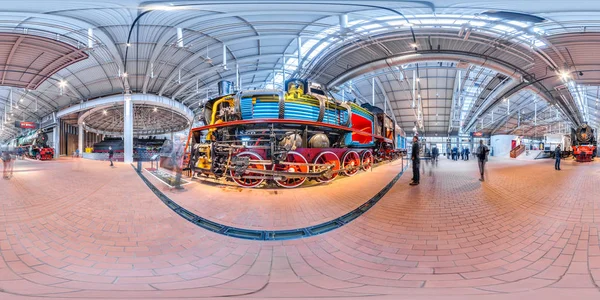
left=571, top=123, right=597, bottom=162
left=12, top=130, right=54, bottom=160
left=92, top=136, right=168, bottom=153
left=185, top=79, right=405, bottom=188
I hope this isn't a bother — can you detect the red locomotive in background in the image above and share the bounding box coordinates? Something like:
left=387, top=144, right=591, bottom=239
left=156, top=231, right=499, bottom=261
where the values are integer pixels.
left=184, top=79, right=405, bottom=188
left=571, top=123, right=596, bottom=162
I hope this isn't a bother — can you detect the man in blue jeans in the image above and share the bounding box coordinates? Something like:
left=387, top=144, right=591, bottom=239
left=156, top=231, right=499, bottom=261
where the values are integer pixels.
left=554, top=144, right=561, bottom=170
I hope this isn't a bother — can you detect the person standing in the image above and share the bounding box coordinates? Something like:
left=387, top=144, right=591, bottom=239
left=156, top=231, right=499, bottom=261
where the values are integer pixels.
left=465, top=147, right=470, bottom=160
left=452, top=146, right=458, bottom=161
left=476, top=140, right=489, bottom=181
left=410, top=136, right=420, bottom=186
left=554, top=144, right=561, bottom=170
left=108, top=146, right=114, bottom=167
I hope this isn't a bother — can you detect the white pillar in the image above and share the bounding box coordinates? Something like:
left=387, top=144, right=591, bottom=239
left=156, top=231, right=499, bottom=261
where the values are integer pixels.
left=78, top=123, right=84, bottom=156
left=53, top=120, right=60, bottom=159
left=123, top=93, right=133, bottom=163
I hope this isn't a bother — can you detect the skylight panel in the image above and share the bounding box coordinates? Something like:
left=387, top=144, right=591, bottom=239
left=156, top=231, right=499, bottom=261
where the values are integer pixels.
left=358, top=23, right=381, bottom=30
left=507, top=20, right=529, bottom=28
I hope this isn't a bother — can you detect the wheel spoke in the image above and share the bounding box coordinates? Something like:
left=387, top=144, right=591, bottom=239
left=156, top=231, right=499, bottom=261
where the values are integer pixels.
left=273, top=151, right=308, bottom=188
left=313, top=151, right=340, bottom=183
left=230, top=151, right=265, bottom=188
left=342, top=151, right=360, bottom=176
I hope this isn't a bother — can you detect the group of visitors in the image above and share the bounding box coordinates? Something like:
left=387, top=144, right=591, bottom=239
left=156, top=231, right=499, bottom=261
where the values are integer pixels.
left=448, top=146, right=471, bottom=160
left=410, top=137, right=489, bottom=185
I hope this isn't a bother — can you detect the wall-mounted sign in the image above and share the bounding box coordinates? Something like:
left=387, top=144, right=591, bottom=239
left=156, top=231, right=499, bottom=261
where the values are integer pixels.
left=14, top=121, right=38, bottom=129
left=471, top=132, right=484, bottom=137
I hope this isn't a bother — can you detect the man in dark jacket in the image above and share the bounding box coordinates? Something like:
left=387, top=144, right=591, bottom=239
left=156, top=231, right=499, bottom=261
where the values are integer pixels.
left=555, top=144, right=561, bottom=170
left=108, top=146, right=114, bottom=167
left=476, top=140, right=489, bottom=181
left=432, top=145, right=439, bottom=161
left=410, top=136, right=420, bottom=186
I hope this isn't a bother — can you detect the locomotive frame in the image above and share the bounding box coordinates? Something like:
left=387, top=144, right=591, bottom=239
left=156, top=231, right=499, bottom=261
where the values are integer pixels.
left=184, top=79, right=405, bottom=188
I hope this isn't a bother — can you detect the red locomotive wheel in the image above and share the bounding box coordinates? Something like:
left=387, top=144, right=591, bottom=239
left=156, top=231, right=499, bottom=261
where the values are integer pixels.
left=272, top=151, right=308, bottom=188
left=230, top=151, right=266, bottom=188
left=341, top=150, right=361, bottom=176
left=361, top=151, right=373, bottom=171
left=313, top=151, right=340, bottom=183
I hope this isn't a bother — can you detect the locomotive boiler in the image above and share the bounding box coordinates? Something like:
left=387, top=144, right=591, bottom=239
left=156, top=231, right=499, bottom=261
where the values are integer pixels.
left=185, top=79, right=404, bottom=188
left=571, top=123, right=597, bottom=162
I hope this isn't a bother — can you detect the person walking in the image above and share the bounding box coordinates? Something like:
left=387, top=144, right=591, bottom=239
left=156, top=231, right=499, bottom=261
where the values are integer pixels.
left=410, top=136, right=420, bottom=186
left=172, top=134, right=186, bottom=190
left=432, top=145, right=439, bottom=162
left=2, top=150, right=13, bottom=179
left=465, top=148, right=470, bottom=160
left=554, top=144, right=561, bottom=170
left=108, top=146, right=114, bottom=167
left=476, top=140, right=489, bottom=181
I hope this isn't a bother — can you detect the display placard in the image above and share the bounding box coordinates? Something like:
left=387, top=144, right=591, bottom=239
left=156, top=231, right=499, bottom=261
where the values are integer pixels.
left=14, top=121, right=38, bottom=129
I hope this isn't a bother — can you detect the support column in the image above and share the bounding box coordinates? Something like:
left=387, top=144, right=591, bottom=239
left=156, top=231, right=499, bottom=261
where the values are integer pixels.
left=53, top=119, right=60, bottom=159
left=78, top=123, right=84, bottom=156
left=123, top=93, right=133, bottom=163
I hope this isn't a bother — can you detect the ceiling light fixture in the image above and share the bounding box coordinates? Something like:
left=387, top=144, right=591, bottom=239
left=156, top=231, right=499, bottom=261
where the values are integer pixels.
left=122, top=72, right=128, bottom=78
left=559, top=70, right=570, bottom=81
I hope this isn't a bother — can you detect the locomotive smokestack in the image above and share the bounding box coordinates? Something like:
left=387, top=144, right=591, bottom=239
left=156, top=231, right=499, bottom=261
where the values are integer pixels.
left=218, top=81, right=234, bottom=96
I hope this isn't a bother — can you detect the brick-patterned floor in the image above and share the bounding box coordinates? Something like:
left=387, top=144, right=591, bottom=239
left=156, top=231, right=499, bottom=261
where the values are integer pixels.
left=149, top=159, right=405, bottom=230
left=1, top=157, right=599, bottom=299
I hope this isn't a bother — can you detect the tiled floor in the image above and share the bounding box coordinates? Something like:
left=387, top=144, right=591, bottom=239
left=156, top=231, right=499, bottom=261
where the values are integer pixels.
left=1, top=156, right=599, bottom=299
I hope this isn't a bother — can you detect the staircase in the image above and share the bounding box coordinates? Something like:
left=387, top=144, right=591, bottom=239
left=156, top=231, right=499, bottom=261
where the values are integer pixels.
left=510, top=145, right=525, bottom=158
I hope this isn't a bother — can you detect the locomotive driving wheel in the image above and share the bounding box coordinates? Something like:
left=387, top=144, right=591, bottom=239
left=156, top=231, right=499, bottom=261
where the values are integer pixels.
left=341, top=150, right=361, bottom=176
left=230, top=151, right=266, bottom=188
left=313, top=151, right=340, bottom=183
left=272, top=151, right=308, bottom=188
left=361, top=151, right=373, bottom=171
